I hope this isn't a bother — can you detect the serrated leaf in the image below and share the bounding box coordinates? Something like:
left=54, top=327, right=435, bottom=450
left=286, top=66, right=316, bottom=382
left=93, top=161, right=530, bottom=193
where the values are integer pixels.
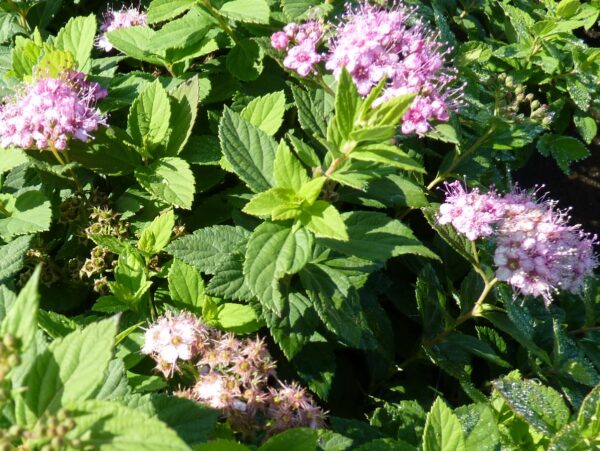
left=0, top=191, right=52, bottom=240
left=166, top=76, right=200, bottom=155
left=0, top=235, right=32, bottom=284
left=566, top=77, right=591, bottom=110
left=329, top=69, right=361, bottom=143
left=55, top=14, right=96, bottom=72
left=274, top=140, right=310, bottom=191
left=128, top=80, right=172, bottom=152
left=206, top=254, right=254, bottom=301
left=213, top=303, right=263, bottom=334
left=138, top=209, right=175, bottom=255
left=219, top=0, right=270, bottom=24
left=350, top=145, right=425, bottom=173
left=319, top=211, right=438, bottom=261
left=416, top=265, right=446, bottom=340
left=243, top=187, right=298, bottom=218
left=492, top=376, right=570, bottom=434
left=107, top=26, right=165, bottom=66
left=244, top=222, right=313, bottom=314
left=454, top=403, right=501, bottom=451
left=299, top=201, right=348, bottom=241
left=578, top=383, right=600, bottom=437
left=147, top=0, right=198, bottom=23
left=300, top=263, right=375, bottom=349
left=168, top=259, right=206, bottom=312
left=241, top=91, right=286, bottom=136
left=290, top=85, right=333, bottom=138
left=573, top=110, right=597, bottom=144
left=1, top=266, right=40, bottom=353
left=259, top=427, right=318, bottom=451
left=135, top=157, right=195, bottom=209
left=166, top=225, right=250, bottom=274
left=226, top=39, right=264, bottom=81
left=0, top=148, right=27, bottom=174
left=537, top=134, right=590, bottom=174
left=219, top=107, right=277, bottom=192
left=21, top=317, right=118, bottom=421
left=423, top=398, right=466, bottom=451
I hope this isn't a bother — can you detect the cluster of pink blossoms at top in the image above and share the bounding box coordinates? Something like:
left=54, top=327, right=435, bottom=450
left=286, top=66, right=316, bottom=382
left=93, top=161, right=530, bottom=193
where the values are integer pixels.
left=438, top=182, right=597, bottom=302
left=271, top=1, right=462, bottom=134
left=0, top=71, right=107, bottom=152
left=96, top=6, right=147, bottom=52
left=142, top=311, right=326, bottom=437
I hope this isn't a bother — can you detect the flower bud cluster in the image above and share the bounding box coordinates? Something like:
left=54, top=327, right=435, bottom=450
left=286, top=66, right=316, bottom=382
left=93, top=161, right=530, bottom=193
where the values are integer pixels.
left=271, top=1, right=462, bottom=134
left=438, top=182, right=597, bottom=302
left=18, top=249, right=60, bottom=288
left=14, top=409, right=80, bottom=451
left=496, top=74, right=553, bottom=126
left=0, top=72, right=107, bottom=152
left=143, top=312, right=327, bottom=438
left=97, top=6, right=147, bottom=52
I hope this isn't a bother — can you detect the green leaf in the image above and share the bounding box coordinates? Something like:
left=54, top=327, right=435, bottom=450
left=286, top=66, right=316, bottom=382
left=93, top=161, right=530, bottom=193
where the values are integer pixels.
left=329, top=69, right=361, bottom=143
left=552, top=318, right=599, bottom=386
left=297, top=177, right=326, bottom=204
left=55, top=14, right=96, bottom=72
left=423, top=398, right=466, bottom=451
left=168, top=259, right=206, bottom=312
left=557, top=0, right=582, bottom=18
left=274, top=140, right=310, bottom=191
left=548, top=422, right=592, bottom=451
left=22, top=317, right=118, bottom=421
left=147, top=0, right=198, bottom=23
left=350, top=144, right=425, bottom=173
left=537, top=134, right=590, bottom=174
left=128, top=79, right=172, bottom=152
left=138, top=209, right=175, bottom=255
left=9, top=37, right=42, bottom=80
left=241, top=91, right=286, bottom=136
left=492, top=376, right=570, bottom=434
left=226, top=39, right=264, bottom=81
left=206, top=255, right=254, bottom=301
left=282, top=0, right=327, bottom=20
left=107, top=26, right=165, bottom=66
left=196, top=440, right=249, bottom=450
left=300, top=263, right=375, bottom=349
left=166, top=225, right=250, bottom=274
left=0, top=148, right=27, bottom=174
left=578, top=383, right=600, bottom=438
left=213, top=303, right=263, bottom=334
left=259, top=428, right=318, bottom=451
left=573, top=110, right=597, bottom=144
left=0, top=190, right=52, bottom=240
left=109, top=249, right=152, bottom=304
left=454, top=403, right=501, bottom=451
left=135, top=157, right=195, bottom=209
left=370, top=401, right=426, bottom=446
left=566, top=77, right=591, bottom=110
left=0, top=235, right=32, bottom=284
left=243, top=187, right=298, bottom=218
left=166, top=76, right=200, bottom=155
left=244, top=222, right=313, bottom=314
left=219, top=107, right=277, bottom=192
left=368, top=93, right=415, bottom=128
left=219, top=0, right=270, bottom=24
left=416, top=265, right=446, bottom=340
left=0, top=266, right=40, bottom=352
left=67, top=400, right=190, bottom=450
left=300, top=201, right=348, bottom=241
left=290, top=85, right=333, bottom=139
left=445, top=333, right=511, bottom=368
left=319, top=211, right=438, bottom=261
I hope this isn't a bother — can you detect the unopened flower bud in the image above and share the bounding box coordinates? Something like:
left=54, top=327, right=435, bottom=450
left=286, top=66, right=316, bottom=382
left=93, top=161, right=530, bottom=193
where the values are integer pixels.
left=531, top=100, right=540, bottom=110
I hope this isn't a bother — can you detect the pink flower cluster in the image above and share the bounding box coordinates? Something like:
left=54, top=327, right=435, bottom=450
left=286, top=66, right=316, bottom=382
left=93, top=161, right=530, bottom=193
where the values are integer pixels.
left=271, top=21, right=323, bottom=76
left=438, top=182, right=598, bottom=302
left=0, top=72, right=107, bottom=152
left=97, top=6, right=147, bottom=52
left=143, top=312, right=327, bottom=437
left=271, top=1, right=462, bottom=134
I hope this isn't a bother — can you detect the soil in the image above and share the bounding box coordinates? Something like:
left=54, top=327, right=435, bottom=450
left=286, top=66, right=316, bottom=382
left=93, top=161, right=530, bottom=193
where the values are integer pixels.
left=514, top=144, right=600, bottom=235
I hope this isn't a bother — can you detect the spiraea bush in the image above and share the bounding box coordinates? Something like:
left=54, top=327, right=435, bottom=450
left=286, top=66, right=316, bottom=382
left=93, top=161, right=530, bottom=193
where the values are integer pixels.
left=0, top=0, right=599, bottom=449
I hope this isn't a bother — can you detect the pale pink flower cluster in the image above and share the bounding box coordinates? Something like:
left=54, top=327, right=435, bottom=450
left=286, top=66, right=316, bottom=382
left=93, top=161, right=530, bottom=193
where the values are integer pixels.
left=0, top=73, right=107, bottom=152
left=97, top=6, right=147, bottom=52
left=271, top=1, right=462, bottom=134
left=143, top=311, right=326, bottom=437
left=142, top=312, right=208, bottom=377
left=272, top=21, right=324, bottom=77
left=438, top=182, right=598, bottom=302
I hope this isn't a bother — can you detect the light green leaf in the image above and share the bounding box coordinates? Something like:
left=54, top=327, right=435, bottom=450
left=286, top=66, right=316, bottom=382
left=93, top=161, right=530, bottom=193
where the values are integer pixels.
left=166, top=225, right=250, bottom=274
left=350, top=144, right=425, bottom=173
left=0, top=191, right=52, bottom=240
left=368, top=93, right=415, bottom=127
left=22, top=317, right=118, bottom=422
left=138, top=209, right=175, bottom=255
left=135, top=157, right=195, bottom=209
left=423, top=398, right=466, bottom=451
left=455, top=404, right=499, bottom=451
left=8, top=36, right=42, bottom=80
left=148, top=7, right=213, bottom=54
left=573, top=110, right=597, bottom=144
left=244, top=222, right=313, bottom=314
left=319, top=211, right=438, bottom=261
left=328, top=69, right=361, bottom=144
left=128, top=80, right=172, bottom=152
left=219, top=107, right=277, bottom=192
left=492, top=376, right=570, bottom=434
left=166, top=76, right=200, bottom=155
left=147, top=0, right=197, bottom=23
left=300, top=201, right=348, bottom=241
left=243, top=187, right=298, bottom=218
left=0, top=266, right=40, bottom=352
left=67, top=400, right=190, bottom=450
left=107, top=26, right=165, bottom=66
left=259, top=428, right=317, bottom=451
left=274, top=140, right=310, bottom=191
left=34, top=48, right=75, bottom=78
left=168, top=259, right=206, bottom=312
left=219, top=0, right=270, bottom=24
left=577, top=383, right=600, bottom=438
left=0, top=148, right=27, bottom=174
left=55, top=14, right=96, bottom=72
left=214, top=303, right=263, bottom=334
left=241, top=91, right=286, bottom=136
left=297, top=177, right=326, bottom=205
